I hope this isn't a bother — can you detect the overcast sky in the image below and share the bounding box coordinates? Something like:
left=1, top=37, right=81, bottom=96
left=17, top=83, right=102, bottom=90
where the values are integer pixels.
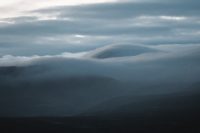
left=0, top=0, right=200, bottom=61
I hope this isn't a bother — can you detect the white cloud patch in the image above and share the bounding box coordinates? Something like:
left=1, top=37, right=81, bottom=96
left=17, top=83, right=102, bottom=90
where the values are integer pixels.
left=160, top=16, right=187, bottom=21
left=0, top=0, right=117, bottom=19
left=0, top=52, right=88, bottom=66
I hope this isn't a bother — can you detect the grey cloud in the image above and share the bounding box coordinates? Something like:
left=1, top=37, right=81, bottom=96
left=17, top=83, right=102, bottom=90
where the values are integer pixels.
left=1, top=0, right=200, bottom=37
left=0, top=19, right=174, bottom=36
left=36, top=0, right=200, bottom=19
left=0, top=44, right=200, bottom=116
left=0, top=16, right=199, bottom=56
left=0, top=0, right=200, bottom=56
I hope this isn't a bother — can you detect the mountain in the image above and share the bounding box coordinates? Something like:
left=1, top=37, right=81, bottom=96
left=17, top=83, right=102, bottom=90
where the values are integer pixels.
left=86, top=44, right=157, bottom=59
left=81, top=82, right=200, bottom=119
left=0, top=66, right=124, bottom=116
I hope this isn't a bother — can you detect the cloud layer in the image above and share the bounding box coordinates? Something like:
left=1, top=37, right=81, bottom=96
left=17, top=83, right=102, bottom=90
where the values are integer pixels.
left=0, top=0, right=200, bottom=117
left=0, top=0, right=200, bottom=56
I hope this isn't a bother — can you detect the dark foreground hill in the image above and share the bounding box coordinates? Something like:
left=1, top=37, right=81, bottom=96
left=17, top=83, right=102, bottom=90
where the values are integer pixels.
left=1, top=84, right=200, bottom=133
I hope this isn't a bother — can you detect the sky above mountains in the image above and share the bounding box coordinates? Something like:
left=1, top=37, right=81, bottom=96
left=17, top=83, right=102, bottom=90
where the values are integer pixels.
left=0, top=0, right=199, bottom=59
